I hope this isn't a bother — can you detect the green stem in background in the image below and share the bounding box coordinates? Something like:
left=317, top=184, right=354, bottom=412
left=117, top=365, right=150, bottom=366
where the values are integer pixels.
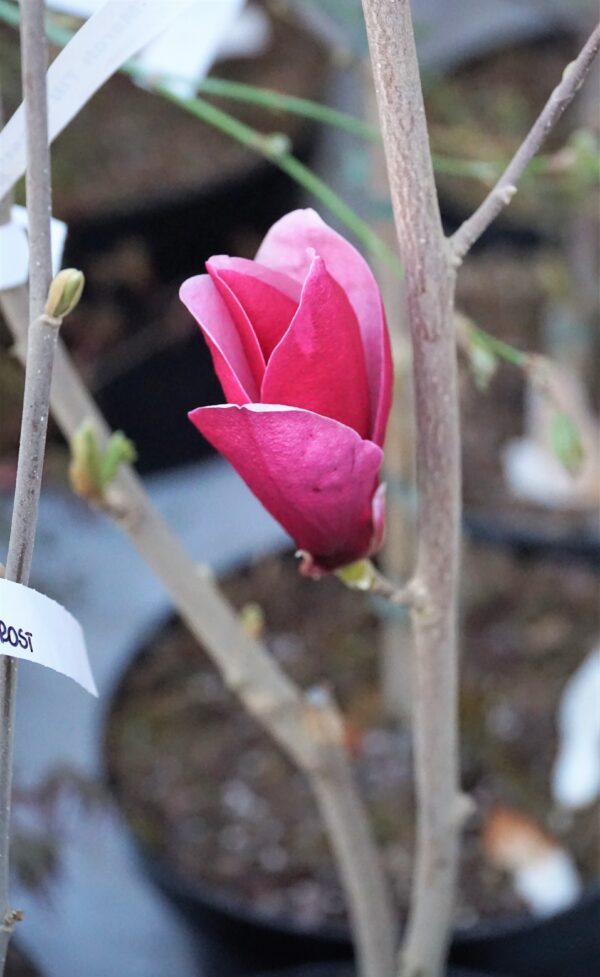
left=0, top=0, right=377, bottom=139
left=0, top=0, right=531, bottom=366
left=475, top=334, right=525, bottom=368
left=1, top=1, right=590, bottom=266
left=0, top=0, right=547, bottom=367
left=198, top=75, right=379, bottom=139
left=456, top=314, right=530, bottom=391
left=467, top=321, right=528, bottom=368
left=0, top=1, right=504, bottom=168
left=0, top=0, right=399, bottom=267
left=0, top=1, right=592, bottom=191
left=158, top=84, right=401, bottom=269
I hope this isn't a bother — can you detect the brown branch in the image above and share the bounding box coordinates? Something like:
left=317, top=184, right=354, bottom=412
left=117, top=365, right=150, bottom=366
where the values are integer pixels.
left=0, top=3, right=54, bottom=970
left=451, top=21, right=600, bottom=261
left=0, top=283, right=396, bottom=977
left=361, top=2, right=461, bottom=976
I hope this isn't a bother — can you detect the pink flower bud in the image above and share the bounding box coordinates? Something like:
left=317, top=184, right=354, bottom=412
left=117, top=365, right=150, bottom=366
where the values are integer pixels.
left=180, top=209, right=392, bottom=575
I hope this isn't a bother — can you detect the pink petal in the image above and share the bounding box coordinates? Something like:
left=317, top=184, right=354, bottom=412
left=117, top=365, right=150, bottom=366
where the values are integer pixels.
left=189, top=403, right=384, bottom=571
left=207, top=257, right=299, bottom=361
left=256, top=209, right=393, bottom=445
left=207, top=256, right=301, bottom=302
left=204, top=266, right=266, bottom=390
left=261, top=255, right=371, bottom=439
left=368, top=482, right=387, bottom=556
left=179, top=275, right=257, bottom=403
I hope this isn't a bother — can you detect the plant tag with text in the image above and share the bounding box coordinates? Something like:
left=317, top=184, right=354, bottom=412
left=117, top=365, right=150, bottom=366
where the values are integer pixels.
left=0, top=579, right=97, bottom=696
left=0, top=0, right=196, bottom=200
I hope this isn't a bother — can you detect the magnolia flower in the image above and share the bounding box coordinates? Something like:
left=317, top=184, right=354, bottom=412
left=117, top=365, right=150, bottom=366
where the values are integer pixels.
left=180, top=209, right=392, bottom=575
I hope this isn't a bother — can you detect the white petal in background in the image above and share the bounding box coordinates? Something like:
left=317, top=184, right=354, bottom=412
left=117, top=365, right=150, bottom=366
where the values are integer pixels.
left=515, top=848, right=582, bottom=917
left=553, top=646, right=600, bottom=810
left=503, top=439, right=579, bottom=509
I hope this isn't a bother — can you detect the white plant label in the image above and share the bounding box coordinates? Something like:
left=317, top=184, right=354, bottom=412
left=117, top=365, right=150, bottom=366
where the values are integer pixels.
left=134, top=0, right=248, bottom=99
left=0, top=206, right=67, bottom=290
left=47, top=0, right=254, bottom=99
left=0, top=0, right=197, bottom=201
left=0, top=579, right=97, bottom=696
left=0, top=219, right=29, bottom=291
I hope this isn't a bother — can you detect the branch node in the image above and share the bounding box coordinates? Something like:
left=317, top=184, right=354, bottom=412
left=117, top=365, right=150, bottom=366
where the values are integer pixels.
left=101, top=487, right=136, bottom=527
left=406, top=577, right=437, bottom=622
left=39, top=313, right=62, bottom=330
left=1, top=908, right=23, bottom=935
left=498, top=183, right=517, bottom=206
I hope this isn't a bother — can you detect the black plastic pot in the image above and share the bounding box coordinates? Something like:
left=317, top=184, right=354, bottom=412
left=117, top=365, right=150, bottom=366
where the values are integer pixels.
left=137, top=846, right=352, bottom=976
left=449, top=886, right=600, bottom=977
left=463, top=512, right=600, bottom=570
left=133, top=844, right=600, bottom=977
left=254, top=965, right=508, bottom=977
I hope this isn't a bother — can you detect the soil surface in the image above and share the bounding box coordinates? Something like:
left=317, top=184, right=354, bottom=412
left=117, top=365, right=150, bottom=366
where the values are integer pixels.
left=106, top=548, right=599, bottom=932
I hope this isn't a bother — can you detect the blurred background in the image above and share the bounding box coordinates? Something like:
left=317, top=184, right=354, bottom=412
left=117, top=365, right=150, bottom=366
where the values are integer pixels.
left=0, top=2, right=598, bottom=976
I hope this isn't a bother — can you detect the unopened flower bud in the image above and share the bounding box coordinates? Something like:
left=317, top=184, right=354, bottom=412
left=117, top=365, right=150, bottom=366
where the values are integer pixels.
left=45, top=269, right=85, bottom=319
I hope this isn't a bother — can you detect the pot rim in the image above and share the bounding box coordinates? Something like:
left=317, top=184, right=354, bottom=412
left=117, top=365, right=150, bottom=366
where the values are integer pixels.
left=131, top=801, right=600, bottom=950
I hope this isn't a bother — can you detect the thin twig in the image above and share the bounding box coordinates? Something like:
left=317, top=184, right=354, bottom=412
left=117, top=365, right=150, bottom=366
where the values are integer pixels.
left=6, top=0, right=54, bottom=583
left=0, top=284, right=396, bottom=977
left=362, top=3, right=461, bottom=976
left=0, top=88, right=14, bottom=977
left=0, top=1, right=54, bottom=969
left=451, top=22, right=600, bottom=261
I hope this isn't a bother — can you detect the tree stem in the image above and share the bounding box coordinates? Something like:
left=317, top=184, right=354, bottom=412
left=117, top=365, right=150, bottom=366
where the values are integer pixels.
left=0, top=2, right=54, bottom=968
left=362, top=3, right=461, bottom=976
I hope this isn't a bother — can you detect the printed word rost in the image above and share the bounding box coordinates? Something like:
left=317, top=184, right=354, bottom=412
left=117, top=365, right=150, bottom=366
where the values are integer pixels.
left=0, top=619, right=34, bottom=653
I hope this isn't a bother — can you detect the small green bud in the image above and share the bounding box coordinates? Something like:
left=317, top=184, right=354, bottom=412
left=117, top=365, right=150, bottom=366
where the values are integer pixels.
left=239, top=602, right=265, bottom=640
left=469, top=342, right=498, bottom=391
left=45, top=269, right=85, bottom=319
left=549, top=411, right=585, bottom=475
left=335, top=559, right=377, bottom=591
left=70, top=420, right=103, bottom=500
left=98, top=431, right=137, bottom=489
left=69, top=419, right=136, bottom=502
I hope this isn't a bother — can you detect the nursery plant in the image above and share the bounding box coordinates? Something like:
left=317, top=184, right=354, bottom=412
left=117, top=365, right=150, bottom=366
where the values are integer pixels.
left=0, top=3, right=598, bottom=977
